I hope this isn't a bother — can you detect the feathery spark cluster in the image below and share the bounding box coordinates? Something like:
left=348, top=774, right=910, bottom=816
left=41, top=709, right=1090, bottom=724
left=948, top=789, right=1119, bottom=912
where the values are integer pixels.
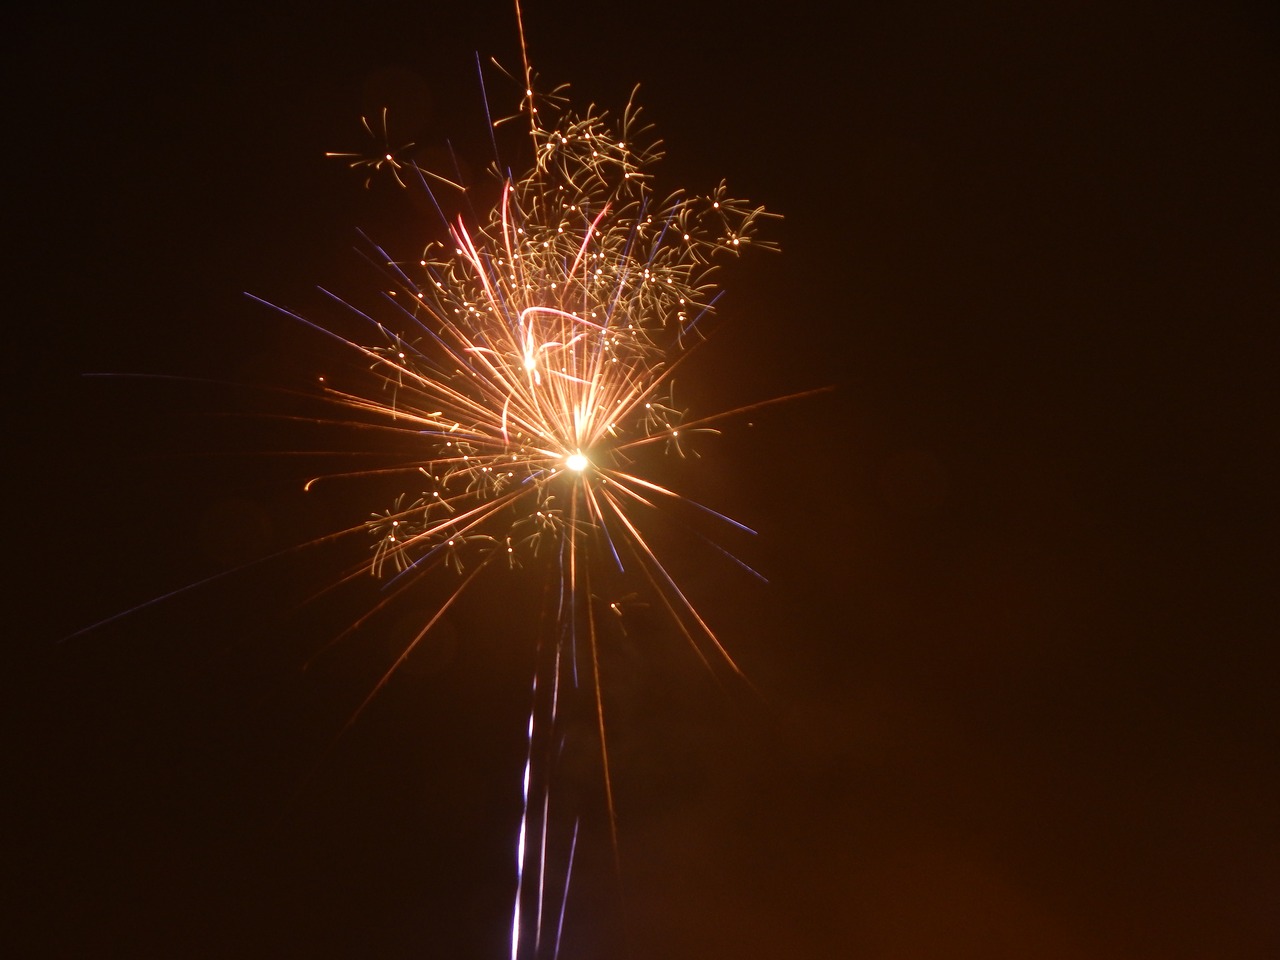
left=321, top=90, right=777, bottom=649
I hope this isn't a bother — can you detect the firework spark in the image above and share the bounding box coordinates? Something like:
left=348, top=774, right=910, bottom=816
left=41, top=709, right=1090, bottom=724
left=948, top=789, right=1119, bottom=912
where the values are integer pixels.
left=337, top=92, right=775, bottom=628
left=260, top=77, right=781, bottom=695
left=324, top=106, right=418, bottom=189
left=257, top=76, right=783, bottom=955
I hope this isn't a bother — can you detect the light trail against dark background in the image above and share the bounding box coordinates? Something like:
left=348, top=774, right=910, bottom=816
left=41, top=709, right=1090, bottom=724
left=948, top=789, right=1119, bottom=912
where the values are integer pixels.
left=10, top=2, right=1277, bottom=957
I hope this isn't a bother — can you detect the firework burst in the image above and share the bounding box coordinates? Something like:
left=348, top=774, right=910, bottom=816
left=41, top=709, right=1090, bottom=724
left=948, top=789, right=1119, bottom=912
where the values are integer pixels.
left=257, top=78, right=783, bottom=955
left=75, top=22, right=787, bottom=957
left=306, top=86, right=777, bottom=649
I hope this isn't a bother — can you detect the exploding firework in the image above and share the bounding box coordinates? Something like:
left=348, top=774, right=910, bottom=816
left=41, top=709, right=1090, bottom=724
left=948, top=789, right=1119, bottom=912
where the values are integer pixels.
left=76, top=18, right=788, bottom=958
left=259, top=76, right=782, bottom=954
left=283, top=85, right=778, bottom=675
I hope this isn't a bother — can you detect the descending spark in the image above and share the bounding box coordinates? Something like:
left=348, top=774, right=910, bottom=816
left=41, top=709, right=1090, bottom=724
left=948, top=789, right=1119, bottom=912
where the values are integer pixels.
left=325, top=106, right=417, bottom=189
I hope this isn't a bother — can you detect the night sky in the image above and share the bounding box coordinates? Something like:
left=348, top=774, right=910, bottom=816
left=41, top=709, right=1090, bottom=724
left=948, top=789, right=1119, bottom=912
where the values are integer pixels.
left=11, top=2, right=1278, bottom=958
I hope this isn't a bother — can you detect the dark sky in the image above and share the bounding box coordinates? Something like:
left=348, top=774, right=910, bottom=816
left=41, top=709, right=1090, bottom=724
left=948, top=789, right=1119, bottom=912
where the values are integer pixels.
left=10, top=2, right=1278, bottom=958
